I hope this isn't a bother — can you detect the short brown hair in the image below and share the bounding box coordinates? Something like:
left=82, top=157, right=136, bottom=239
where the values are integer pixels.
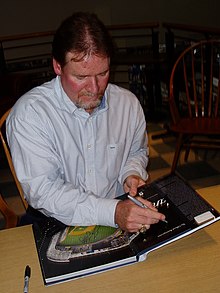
left=52, top=12, right=114, bottom=67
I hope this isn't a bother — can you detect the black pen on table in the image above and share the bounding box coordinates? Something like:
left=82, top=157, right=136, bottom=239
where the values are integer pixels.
left=24, top=265, right=31, bottom=293
left=127, top=194, right=168, bottom=224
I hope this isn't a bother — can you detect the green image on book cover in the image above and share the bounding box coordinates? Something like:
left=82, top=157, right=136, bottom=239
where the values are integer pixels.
left=47, top=225, right=139, bottom=262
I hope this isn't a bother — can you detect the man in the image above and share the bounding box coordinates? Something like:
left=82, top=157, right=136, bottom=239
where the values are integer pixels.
left=7, top=12, right=165, bottom=232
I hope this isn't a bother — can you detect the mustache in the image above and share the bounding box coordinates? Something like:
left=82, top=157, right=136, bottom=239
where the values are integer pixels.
left=79, top=92, right=103, bottom=98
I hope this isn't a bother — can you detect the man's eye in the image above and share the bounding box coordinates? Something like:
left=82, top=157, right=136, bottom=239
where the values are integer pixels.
left=76, top=76, right=86, bottom=80
left=100, top=71, right=109, bottom=77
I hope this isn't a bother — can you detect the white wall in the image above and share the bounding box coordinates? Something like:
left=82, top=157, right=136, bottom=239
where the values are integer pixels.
left=0, top=0, right=219, bottom=36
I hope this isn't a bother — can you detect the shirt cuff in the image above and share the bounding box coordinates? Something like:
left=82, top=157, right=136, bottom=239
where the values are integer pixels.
left=96, top=198, right=120, bottom=227
left=121, top=170, right=148, bottom=186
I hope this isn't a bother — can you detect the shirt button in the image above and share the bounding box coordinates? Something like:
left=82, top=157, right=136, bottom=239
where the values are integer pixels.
left=87, top=144, right=92, bottom=149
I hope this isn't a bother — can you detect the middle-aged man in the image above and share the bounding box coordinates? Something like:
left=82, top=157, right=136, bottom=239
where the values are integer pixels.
left=7, top=12, right=165, bottom=232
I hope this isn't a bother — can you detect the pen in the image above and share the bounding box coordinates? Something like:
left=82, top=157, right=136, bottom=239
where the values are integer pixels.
left=24, top=265, right=31, bottom=293
left=127, top=194, right=168, bottom=224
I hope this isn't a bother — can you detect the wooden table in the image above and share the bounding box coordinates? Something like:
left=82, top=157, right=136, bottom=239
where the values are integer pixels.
left=0, top=185, right=220, bottom=293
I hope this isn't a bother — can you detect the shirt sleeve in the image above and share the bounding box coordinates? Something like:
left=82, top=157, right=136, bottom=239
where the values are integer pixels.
left=118, top=100, right=149, bottom=185
left=6, top=108, right=119, bottom=227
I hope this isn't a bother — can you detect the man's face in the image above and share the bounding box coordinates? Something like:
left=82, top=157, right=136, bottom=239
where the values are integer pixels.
left=53, top=53, right=110, bottom=113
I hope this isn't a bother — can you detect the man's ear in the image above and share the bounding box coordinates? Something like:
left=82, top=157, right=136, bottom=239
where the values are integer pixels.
left=53, top=59, right=62, bottom=75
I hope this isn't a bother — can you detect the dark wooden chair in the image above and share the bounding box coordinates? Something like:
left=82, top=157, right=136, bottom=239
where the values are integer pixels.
left=169, top=39, right=220, bottom=172
left=0, top=192, right=18, bottom=228
left=0, top=108, right=28, bottom=210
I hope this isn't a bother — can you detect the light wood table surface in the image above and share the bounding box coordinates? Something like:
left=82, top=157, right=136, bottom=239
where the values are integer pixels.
left=0, top=185, right=220, bottom=293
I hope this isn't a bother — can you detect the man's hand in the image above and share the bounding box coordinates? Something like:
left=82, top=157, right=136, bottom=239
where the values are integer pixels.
left=117, top=174, right=165, bottom=232
left=115, top=197, right=166, bottom=232
left=123, top=175, right=146, bottom=196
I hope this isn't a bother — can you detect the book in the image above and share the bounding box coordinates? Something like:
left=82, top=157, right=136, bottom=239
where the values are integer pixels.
left=32, top=173, right=220, bottom=286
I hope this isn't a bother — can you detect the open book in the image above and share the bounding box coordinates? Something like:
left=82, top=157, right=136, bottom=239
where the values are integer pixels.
left=32, top=173, right=220, bottom=286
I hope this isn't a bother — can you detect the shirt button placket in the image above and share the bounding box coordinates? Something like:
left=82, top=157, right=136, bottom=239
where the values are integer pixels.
left=85, top=117, right=96, bottom=191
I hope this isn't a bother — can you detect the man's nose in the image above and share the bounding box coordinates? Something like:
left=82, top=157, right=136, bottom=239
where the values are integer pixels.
left=87, top=76, right=99, bottom=93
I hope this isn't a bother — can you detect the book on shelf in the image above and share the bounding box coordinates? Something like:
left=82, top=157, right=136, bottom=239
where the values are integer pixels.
left=32, top=173, right=220, bottom=286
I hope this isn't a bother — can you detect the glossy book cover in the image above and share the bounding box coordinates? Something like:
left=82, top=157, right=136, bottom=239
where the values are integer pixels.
left=33, top=173, right=220, bottom=286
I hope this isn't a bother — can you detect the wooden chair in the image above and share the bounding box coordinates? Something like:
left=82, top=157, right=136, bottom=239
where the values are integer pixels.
left=0, top=192, right=18, bottom=228
left=0, top=108, right=28, bottom=210
left=169, top=39, right=220, bottom=172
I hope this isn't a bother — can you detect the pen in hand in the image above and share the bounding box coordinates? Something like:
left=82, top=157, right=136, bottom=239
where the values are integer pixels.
left=24, top=265, right=31, bottom=293
left=127, top=194, right=168, bottom=224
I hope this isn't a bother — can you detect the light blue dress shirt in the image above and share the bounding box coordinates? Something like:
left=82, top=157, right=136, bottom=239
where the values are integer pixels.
left=6, top=76, right=149, bottom=227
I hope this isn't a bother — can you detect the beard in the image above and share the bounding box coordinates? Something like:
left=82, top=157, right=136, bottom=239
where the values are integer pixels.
left=75, top=93, right=103, bottom=112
